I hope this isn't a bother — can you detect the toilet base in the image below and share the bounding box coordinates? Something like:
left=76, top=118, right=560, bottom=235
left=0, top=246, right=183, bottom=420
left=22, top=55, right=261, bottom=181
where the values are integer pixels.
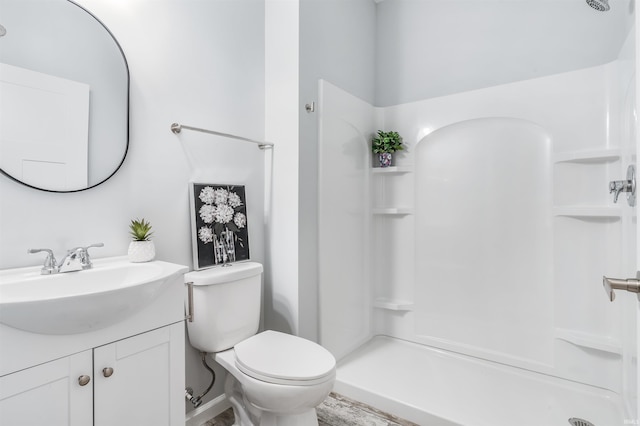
left=224, top=371, right=321, bottom=426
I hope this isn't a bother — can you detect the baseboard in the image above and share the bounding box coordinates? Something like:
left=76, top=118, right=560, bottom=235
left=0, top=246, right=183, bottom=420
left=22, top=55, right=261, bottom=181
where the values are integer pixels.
left=185, top=394, right=231, bottom=426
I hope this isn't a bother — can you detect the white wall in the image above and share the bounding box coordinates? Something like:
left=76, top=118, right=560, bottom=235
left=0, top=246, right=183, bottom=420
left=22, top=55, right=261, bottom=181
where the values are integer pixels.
left=0, top=0, right=265, bottom=412
left=265, top=0, right=300, bottom=335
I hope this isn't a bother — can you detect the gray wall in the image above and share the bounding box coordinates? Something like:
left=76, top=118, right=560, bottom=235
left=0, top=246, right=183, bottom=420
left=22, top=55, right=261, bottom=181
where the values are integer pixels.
left=375, top=0, right=634, bottom=106
left=298, top=0, right=376, bottom=341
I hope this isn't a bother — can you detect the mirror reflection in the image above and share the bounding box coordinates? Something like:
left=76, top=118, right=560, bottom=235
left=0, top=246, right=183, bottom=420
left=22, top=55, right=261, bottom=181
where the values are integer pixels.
left=0, top=0, right=129, bottom=192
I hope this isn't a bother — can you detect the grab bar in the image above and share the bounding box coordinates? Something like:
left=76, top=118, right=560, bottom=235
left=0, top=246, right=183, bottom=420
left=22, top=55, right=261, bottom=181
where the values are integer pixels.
left=170, top=123, right=274, bottom=150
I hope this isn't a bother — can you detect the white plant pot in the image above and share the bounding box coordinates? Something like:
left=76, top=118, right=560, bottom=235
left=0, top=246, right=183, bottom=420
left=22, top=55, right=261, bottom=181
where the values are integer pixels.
left=128, top=240, right=155, bottom=263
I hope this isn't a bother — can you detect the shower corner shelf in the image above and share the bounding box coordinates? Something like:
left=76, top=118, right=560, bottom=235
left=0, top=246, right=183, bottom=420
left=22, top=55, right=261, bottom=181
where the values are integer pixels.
left=372, top=207, right=414, bottom=215
left=553, top=148, right=621, bottom=164
left=373, top=298, right=414, bottom=311
left=553, top=206, right=622, bottom=219
left=371, top=166, right=413, bottom=174
left=555, top=328, right=622, bottom=355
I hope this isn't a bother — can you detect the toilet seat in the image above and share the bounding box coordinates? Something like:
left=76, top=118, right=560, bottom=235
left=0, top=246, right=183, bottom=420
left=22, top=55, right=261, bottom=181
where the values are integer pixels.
left=234, top=330, right=336, bottom=386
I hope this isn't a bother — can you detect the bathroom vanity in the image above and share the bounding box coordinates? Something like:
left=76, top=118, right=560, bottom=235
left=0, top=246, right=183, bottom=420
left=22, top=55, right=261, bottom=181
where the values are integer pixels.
left=0, top=257, right=188, bottom=426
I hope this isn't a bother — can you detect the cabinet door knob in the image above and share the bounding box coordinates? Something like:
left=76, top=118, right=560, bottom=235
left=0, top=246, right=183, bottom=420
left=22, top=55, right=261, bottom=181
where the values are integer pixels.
left=102, top=367, right=114, bottom=378
left=78, top=375, right=91, bottom=386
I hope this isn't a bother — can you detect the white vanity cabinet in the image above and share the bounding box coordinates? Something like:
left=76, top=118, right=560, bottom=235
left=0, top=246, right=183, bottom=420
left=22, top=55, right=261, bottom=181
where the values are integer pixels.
left=0, top=258, right=188, bottom=426
left=94, top=323, right=184, bottom=426
left=0, top=350, right=93, bottom=425
left=0, top=323, right=184, bottom=426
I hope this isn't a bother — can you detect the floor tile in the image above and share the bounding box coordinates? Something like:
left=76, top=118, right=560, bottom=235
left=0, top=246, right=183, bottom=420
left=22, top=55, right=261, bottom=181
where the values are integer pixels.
left=206, top=392, right=418, bottom=426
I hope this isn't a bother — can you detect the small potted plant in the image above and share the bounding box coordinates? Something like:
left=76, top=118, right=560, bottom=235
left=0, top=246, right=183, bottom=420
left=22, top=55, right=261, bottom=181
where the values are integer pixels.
left=372, top=130, right=403, bottom=167
left=127, top=218, right=155, bottom=263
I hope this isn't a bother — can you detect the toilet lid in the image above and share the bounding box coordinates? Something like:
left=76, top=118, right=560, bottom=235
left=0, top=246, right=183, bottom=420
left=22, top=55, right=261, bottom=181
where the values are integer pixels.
left=234, top=330, right=336, bottom=386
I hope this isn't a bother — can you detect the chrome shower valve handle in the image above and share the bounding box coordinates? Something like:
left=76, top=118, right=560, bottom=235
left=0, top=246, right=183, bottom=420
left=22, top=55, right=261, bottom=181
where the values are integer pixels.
left=608, top=165, right=636, bottom=206
left=608, top=180, right=629, bottom=202
left=603, top=274, right=640, bottom=302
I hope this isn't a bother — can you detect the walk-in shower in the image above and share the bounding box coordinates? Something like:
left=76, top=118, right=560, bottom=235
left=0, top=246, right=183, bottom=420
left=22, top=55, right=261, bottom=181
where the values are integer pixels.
left=317, top=1, right=637, bottom=424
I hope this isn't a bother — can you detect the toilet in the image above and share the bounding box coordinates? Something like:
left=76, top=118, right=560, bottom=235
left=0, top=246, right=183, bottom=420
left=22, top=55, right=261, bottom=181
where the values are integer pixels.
left=185, top=262, right=336, bottom=426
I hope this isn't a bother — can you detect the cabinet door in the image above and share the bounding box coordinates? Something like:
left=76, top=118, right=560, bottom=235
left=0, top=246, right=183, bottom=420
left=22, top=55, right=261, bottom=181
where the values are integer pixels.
left=94, top=323, right=185, bottom=426
left=0, top=350, right=93, bottom=426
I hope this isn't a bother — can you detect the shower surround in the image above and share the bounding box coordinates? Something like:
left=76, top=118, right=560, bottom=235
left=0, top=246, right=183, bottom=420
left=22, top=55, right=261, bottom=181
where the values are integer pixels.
left=318, top=24, right=637, bottom=424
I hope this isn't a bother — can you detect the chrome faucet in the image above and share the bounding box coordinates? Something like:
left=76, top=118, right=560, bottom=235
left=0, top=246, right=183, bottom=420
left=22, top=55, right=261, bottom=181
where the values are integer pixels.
left=28, top=243, right=104, bottom=275
left=609, top=180, right=631, bottom=203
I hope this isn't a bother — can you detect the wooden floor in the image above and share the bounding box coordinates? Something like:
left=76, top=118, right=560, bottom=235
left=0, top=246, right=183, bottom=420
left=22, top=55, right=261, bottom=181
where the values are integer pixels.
left=204, top=392, right=418, bottom=426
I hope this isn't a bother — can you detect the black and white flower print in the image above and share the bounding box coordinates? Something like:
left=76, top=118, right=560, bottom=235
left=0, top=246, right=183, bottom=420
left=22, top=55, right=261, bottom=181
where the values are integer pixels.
left=192, top=184, right=250, bottom=268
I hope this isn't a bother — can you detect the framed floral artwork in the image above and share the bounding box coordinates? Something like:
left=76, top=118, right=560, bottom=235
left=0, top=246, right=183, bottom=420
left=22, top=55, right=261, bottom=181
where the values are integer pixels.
left=189, top=183, right=250, bottom=270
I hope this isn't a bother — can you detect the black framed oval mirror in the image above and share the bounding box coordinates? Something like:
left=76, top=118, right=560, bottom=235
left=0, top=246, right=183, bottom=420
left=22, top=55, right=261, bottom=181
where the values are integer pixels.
left=0, top=0, right=129, bottom=192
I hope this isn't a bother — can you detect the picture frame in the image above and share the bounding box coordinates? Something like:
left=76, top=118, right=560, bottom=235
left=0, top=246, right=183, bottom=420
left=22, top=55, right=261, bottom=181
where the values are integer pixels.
left=189, top=182, right=250, bottom=270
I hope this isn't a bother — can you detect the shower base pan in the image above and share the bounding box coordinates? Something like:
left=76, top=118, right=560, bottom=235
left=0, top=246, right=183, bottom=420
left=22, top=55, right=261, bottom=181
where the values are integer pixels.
left=333, top=336, right=624, bottom=426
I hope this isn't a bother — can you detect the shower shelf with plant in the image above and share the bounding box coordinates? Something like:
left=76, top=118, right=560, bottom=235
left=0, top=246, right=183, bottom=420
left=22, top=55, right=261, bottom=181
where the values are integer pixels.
left=371, top=130, right=414, bottom=216
left=370, top=130, right=415, bottom=313
left=371, top=165, right=413, bottom=174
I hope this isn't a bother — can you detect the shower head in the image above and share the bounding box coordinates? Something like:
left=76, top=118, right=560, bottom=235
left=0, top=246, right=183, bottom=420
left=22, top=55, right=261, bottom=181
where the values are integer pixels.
left=0, top=24, right=6, bottom=37
left=586, top=0, right=610, bottom=11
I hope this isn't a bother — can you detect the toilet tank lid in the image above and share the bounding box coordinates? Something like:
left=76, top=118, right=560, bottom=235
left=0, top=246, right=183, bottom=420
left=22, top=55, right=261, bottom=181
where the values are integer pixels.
left=185, top=262, right=263, bottom=285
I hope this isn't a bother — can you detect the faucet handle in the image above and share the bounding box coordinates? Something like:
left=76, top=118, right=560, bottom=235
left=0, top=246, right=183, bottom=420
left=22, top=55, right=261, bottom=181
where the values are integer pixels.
left=68, top=243, right=104, bottom=255
left=78, top=243, right=104, bottom=268
left=27, top=248, right=57, bottom=275
left=84, top=243, right=104, bottom=250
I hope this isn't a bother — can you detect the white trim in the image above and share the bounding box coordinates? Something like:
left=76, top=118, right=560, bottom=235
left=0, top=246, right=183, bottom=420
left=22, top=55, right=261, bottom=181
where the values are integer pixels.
left=185, top=394, right=231, bottom=426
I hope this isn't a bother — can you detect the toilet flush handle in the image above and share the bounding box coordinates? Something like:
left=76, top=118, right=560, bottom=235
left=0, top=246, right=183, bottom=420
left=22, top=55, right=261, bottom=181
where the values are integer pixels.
left=186, top=282, right=194, bottom=322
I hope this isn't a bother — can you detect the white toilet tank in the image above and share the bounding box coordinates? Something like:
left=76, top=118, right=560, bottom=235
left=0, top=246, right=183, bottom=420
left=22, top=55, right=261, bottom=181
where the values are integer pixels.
left=185, top=262, right=263, bottom=353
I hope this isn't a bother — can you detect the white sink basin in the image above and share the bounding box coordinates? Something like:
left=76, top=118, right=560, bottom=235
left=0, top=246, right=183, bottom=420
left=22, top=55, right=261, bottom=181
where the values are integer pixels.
left=0, top=257, right=187, bottom=335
